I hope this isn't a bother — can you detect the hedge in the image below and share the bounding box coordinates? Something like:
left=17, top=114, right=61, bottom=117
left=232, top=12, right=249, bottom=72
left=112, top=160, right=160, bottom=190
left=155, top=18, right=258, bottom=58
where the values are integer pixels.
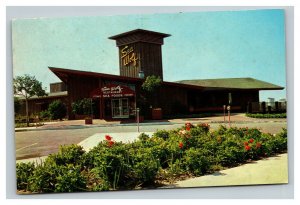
left=246, top=113, right=286, bottom=118
left=16, top=124, right=287, bottom=193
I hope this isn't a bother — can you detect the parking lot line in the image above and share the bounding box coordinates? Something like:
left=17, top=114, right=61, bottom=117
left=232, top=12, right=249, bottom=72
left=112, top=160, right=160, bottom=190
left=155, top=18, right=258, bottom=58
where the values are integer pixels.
left=16, top=143, right=38, bottom=152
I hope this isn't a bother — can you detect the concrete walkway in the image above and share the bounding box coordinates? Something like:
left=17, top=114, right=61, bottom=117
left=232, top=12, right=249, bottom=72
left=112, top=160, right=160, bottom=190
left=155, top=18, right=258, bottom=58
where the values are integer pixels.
left=78, top=132, right=154, bottom=151
left=166, top=153, right=288, bottom=188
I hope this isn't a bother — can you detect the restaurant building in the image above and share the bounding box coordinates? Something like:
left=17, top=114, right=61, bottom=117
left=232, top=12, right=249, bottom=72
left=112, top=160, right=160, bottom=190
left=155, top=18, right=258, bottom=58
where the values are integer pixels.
left=22, top=29, right=285, bottom=120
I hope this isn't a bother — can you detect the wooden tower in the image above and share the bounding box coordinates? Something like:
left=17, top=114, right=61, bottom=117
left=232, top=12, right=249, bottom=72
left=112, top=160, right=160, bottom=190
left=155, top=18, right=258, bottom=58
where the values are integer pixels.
left=109, top=29, right=171, bottom=80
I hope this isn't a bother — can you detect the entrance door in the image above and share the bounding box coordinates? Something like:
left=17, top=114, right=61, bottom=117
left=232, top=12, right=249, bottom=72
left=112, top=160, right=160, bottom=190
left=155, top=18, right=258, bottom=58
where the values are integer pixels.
left=111, top=98, right=129, bottom=118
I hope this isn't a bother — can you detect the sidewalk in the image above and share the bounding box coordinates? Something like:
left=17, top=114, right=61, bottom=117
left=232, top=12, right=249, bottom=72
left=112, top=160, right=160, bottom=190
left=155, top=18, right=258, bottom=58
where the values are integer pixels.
left=15, top=113, right=286, bottom=132
left=78, top=132, right=154, bottom=151
left=164, top=153, right=288, bottom=188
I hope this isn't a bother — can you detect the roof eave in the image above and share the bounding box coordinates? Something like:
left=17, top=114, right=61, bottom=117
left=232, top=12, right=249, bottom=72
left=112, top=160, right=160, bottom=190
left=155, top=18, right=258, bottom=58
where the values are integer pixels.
left=108, top=29, right=171, bottom=40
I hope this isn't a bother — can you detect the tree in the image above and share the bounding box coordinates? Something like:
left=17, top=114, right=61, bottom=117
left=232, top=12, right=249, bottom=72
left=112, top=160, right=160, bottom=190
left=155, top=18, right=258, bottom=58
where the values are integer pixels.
left=14, top=97, right=22, bottom=115
left=48, top=100, right=67, bottom=120
left=141, top=75, right=162, bottom=108
left=141, top=75, right=162, bottom=93
left=13, top=75, right=47, bottom=126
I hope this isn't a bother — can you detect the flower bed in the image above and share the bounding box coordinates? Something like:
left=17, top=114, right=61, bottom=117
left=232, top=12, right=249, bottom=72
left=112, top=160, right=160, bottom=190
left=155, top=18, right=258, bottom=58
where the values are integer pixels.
left=16, top=124, right=287, bottom=193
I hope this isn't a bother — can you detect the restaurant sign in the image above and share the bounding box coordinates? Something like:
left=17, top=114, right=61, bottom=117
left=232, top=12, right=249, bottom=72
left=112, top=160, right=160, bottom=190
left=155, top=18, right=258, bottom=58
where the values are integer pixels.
left=91, top=84, right=135, bottom=98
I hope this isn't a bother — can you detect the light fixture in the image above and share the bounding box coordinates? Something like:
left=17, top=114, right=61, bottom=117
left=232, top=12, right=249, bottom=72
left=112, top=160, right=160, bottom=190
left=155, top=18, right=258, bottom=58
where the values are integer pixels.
left=138, top=71, right=145, bottom=79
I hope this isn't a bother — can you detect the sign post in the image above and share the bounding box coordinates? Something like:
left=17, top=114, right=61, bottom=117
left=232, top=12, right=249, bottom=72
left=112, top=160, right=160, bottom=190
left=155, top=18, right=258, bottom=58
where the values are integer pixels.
left=223, top=105, right=226, bottom=122
left=227, top=105, right=231, bottom=127
left=134, top=108, right=140, bottom=133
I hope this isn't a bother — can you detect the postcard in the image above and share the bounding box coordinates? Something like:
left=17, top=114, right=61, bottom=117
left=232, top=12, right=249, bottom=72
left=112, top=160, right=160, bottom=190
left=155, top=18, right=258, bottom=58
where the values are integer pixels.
left=13, top=9, right=287, bottom=194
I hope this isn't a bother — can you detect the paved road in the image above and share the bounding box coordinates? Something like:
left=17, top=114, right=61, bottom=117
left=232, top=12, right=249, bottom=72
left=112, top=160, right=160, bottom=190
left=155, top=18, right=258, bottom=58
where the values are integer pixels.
left=15, top=121, right=286, bottom=160
left=164, top=153, right=288, bottom=188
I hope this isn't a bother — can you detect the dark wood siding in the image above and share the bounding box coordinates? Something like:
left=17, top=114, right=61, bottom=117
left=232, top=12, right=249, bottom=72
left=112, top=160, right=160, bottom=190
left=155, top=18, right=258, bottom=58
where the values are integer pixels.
left=50, top=82, right=67, bottom=93
left=67, top=75, right=100, bottom=119
left=139, top=42, right=163, bottom=79
left=118, top=42, right=163, bottom=79
left=187, top=89, right=259, bottom=112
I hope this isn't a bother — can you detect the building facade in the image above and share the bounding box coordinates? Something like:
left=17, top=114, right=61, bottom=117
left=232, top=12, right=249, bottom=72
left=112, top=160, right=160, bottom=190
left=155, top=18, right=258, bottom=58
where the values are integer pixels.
left=48, top=29, right=284, bottom=120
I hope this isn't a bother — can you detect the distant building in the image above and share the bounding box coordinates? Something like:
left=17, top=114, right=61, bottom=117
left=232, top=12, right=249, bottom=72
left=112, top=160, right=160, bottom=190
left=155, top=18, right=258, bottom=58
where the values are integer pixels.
left=17, top=82, right=68, bottom=116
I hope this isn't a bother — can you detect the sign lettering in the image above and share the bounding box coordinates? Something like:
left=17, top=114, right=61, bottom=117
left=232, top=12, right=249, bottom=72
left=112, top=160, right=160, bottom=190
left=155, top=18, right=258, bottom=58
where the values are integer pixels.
left=121, top=45, right=138, bottom=67
left=91, top=84, right=135, bottom=98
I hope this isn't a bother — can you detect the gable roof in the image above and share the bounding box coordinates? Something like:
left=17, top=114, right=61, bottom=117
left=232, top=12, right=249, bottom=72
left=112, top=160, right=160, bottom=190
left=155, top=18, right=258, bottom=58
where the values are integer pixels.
left=176, top=78, right=284, bottom=90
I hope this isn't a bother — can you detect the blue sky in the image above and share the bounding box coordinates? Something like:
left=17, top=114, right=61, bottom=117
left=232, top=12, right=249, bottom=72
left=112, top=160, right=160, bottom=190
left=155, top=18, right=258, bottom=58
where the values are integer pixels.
left=12, top=9, right=286, bottom=101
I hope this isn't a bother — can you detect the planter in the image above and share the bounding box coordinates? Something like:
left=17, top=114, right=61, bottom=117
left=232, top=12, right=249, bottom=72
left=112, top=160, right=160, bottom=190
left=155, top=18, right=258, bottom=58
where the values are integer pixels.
left=152, top=108, right=162, bottom=120
left=85, top=118, right=93, bottom=124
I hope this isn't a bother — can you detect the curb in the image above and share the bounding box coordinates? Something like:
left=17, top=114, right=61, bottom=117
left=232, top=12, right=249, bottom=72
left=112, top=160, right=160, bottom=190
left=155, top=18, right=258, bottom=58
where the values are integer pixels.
left=15, top=120, right=286, bottom=132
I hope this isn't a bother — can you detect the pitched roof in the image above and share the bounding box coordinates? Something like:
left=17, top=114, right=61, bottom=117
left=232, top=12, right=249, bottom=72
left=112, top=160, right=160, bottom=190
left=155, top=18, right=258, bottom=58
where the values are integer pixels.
left=108, top=29, right=171, bottom=40
left=49, top=67, right=205, bottom=90
left=176, top=78, right=284, bottom=90
left=49, top=67, right=144, bottom=83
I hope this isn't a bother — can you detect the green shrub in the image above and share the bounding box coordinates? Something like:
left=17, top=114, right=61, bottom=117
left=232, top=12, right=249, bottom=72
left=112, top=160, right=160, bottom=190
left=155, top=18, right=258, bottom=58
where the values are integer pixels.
left=71, top=98, right=95, bottom=115
left=153, top=129, right=170, bottom=140
left=48, top=144, right=85, bottom=166
left=167, top=158, right=185, bottom=178
left=83, top=142, right=132, bottom=189
left=39, top=110, right=51, bottom=120
left=48, top=100, right=67, bottom=120
left=83, top=168, right=110, bottom=191
left=28, top=160, right=86, bottom=193
left=17, top=124, right=288, bottom=193
left=16, top=162, right=35, bottom=191
left=137, top=132, right=150, bottom=141
left=246, top=113, right=286, bottom=118
left=54, top=164, right=87, bottom=192
left=28, top=159, right=59, bottom=193
left=214, top=125, right=227, bottom=135
left=183, top=148, right=213, bottom=176
left=128, top=148, right=160, bottom=186
left=215, top=137, right=244, bottom=166
left=190, top=126, right=208, bottom=136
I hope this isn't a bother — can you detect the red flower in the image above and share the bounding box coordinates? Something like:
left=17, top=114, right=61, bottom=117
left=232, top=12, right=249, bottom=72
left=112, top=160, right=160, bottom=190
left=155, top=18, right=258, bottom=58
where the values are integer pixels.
left=185, top=122, right=192, bottom=131
left=245, top=145, right=251, bottom=151
left=249, top=138, right=254, bottom=143
left=179, top=142, right=184, bottom=149
left=256, top=142, right=262, bottom=148
left=244, top=141, right=248, bottom=146
left=108, top=140, right=115, bottom=147
left=105, top=135, right=112, bottom=141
